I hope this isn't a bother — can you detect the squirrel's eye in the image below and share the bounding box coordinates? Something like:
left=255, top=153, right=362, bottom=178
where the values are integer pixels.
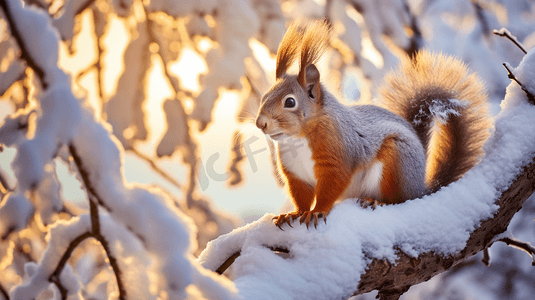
left=284, top=97, right=296, bottom=108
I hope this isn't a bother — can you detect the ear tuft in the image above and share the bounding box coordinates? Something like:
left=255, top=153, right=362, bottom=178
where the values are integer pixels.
left=276, top=22, right=304, bottom=79
left=298, top=19, right=331, bottom=87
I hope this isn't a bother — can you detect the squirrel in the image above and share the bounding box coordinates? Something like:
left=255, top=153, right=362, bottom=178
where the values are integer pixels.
left=255, top=20, right=491, bottom=229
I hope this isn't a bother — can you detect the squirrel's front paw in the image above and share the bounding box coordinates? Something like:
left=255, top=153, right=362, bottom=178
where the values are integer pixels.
left=299, top=211, right=326, bottom=229
left=359, top=198, right=384, bottom=210
left=273, top=211, right=302, bottom=230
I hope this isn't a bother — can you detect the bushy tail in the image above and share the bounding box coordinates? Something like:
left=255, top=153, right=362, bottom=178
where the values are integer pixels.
left=378, top=50, right=491, bottom=192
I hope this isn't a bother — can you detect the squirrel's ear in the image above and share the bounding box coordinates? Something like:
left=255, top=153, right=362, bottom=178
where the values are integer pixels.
left=304, top=64, right=321, bottom=102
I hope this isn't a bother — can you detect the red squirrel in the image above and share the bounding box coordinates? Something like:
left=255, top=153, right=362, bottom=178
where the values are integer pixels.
left=255, top=20, right=491, bottom=229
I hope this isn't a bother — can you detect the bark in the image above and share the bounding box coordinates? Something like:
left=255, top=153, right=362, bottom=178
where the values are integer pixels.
left=353, top=158, right=535, bottom=298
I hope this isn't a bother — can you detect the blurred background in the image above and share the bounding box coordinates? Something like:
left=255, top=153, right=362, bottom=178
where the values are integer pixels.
left=1, top=0, right=535, bottom=299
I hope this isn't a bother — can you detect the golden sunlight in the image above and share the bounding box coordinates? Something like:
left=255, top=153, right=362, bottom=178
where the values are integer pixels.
left=168, top=48, right=208, bottom=93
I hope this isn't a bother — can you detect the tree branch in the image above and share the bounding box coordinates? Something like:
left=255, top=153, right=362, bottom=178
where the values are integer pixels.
left=0, top=0, right=47, bottom=88
left=471, top=0, right=491, bottom=38
left=128, top=147, right=183, bottom=190
left=493, top=28, right=528, bottom=54
left=69, top=144, right=126, bottom=299
left=0, top=171, right=12, bottom=194
left=481, top=247, right=490, bottom=267
left=497, top=237, right=535, bottom=266
left=353, top=158, right=535, bottom=297
left=213, top=155, right=535, bottom=298
left=93, top=234, right=126, bottom=297
left=49, top=231, right=93, bottom=299
left=0, top=281, right=9, bottom=300
left=403, top=0, right=423, bottom=57
left=68, top=144, right=112, bottom=211
left=502, top=63, right=535, bottom=104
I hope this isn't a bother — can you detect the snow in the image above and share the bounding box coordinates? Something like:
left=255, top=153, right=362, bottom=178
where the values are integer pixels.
left=199, top=48, right=535, bottom=299
left=105, top=19, right=149, bottom=147
left=0, top=192, right=33, bottom=238
left=191, top=0, right=261, bottom=129
left=11, top=215, right=91, bottom=299
left=156, top=98, right=189, bottom=157
left=7, top=0, right=67, bottom=85
left=69, top=109, right=238, bottom=297
left=145, top=0, right=218, bottom=18
left=0, top=107, right=35, bottom=147
left=52, top=0, right=91, bottom=43
left=2, top=0, right=535, bottom=298
left=2, top=0, right=239, bottom=298
left=0, top=39, right=25, bottom=95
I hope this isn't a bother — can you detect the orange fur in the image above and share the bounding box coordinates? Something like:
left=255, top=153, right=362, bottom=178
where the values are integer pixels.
left=379, top=50, right=491, bottom=191
left=298, top=19, right=330, bottom=87
left=276, top=22, right=304, bottom=79
left=264, top=22, right=491, bottom=230
left=376, top=137, right=403, bottom=204
left=305, top=114, right=352, bottom=214
left=281, top=164, right=315, bottom=212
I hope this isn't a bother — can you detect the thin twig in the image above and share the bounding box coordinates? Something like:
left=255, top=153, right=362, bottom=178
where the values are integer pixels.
left=26, top=0, right=48, bottom=10
left=48, top=231, right=93, bottom=299
left=93, top=9, right=105, bottom=100
left=228, top=131, right=244, bottom=186
left=69, top=144, right=126, bottom=299
left=15, top=242, right=34, bottom=263
left=404, top=0, right=423, bottom=57
left=216, top=246, right=290, bottom=274
left=0, top=171, right=12, bottom=194
left=498, top=237, right=535, bottom=266
left=128, top=147, right=183, bottom=190
left=89, top=195, right=100, bottom=236
left=502, top=63, right=535, bottom=105
left=481, top=247, right=490, bottom=266
left=94, top=234, right=126, bottom=297
left=0, top=0, right=48, bottom=88
left=75, top=62, right=98, bottom=82
left=493, top=28, right=528, bottom=54
left=68, top=144, right=112, bottom=211
left=0, top=281, right=9, bottom=300
left=74, top=0, right=96, bottom=16
left=324, top=0, right=333, bottom=23
left=216, top=251, right=240, bottom=275
left=471, top=0, right=490, bottom=37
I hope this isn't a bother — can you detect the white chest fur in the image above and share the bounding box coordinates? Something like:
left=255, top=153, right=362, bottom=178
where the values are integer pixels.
left=276, top=137, right=316, bottom=186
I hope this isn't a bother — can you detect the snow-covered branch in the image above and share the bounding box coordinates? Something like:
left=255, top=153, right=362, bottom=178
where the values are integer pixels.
left=199, top=48, right=535, bottom=300
left=1, top=0, right=535, bottom=298
left=0, top=0, right=238, bottom=298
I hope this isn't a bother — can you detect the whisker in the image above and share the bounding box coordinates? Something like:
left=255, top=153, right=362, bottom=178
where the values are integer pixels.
left=235, top=123, right=260, bottom=144
left=239, top=108, right=258, bottom=120
left=246, top=74, right=265, bottom=98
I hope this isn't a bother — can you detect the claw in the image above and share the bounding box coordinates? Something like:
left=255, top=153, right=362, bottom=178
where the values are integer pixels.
left=297, top=211, right=328, bottom=228
left=286, top=216, right=293, bottom=228
left=359, top=198, right=384, bottom=210
left=273, top=214, right=285, bottom=230
left=305, top=213, right=312, bottom=229
left=273, top=212, right=303, bottom=229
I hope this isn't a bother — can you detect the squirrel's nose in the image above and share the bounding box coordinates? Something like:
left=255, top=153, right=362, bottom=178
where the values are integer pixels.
left=256, top=115, right=268, bottom=132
